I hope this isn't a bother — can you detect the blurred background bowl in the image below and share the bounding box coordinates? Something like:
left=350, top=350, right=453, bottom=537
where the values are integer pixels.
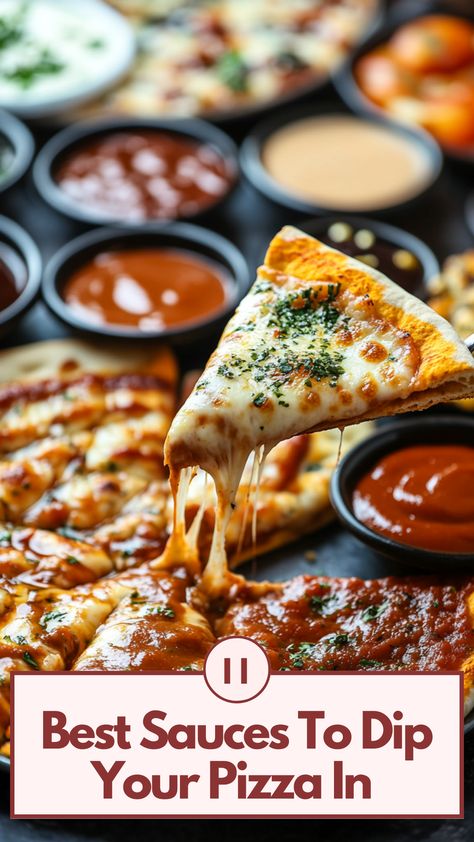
left=33, top=117, right=239, bottom=227
left=0, top=110, right=34, bottom=195
left=0, top=215, right=42, bottom=338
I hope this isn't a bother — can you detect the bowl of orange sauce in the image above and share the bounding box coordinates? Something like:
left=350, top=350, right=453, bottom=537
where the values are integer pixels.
left=330, top=414, right=474, bottom=569
left=41, top=223, right=249, bottom=344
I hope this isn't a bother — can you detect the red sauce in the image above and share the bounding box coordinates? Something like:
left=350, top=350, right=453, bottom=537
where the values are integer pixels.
left=353, top=444, right=474, bottom=553
left=55, top=131, right=234, bottom=221
left=62, top=248, right=230, bottom=331
left=218, top=575, right=474, bottom=672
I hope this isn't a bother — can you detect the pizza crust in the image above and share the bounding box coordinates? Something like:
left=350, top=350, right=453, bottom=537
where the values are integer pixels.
left=0, top=338, right=177, bottom=387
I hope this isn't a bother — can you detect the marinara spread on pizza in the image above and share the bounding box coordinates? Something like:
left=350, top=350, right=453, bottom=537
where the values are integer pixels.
left=0, top=229, right=474, bottom=761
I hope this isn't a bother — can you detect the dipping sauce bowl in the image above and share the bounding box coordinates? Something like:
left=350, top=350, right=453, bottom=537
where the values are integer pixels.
left=0, top=110, right=34, bottom=195
left=33, top=118, right=239, bottom=226
left=41, top=223, right=249, bottom=344
left=0, top=216, right=42, bottom=337
left=302, top=216, right=439, bottom=299
left=330, top=415, right=474, bottom=570
left=241, top=106, right=442, bottom=216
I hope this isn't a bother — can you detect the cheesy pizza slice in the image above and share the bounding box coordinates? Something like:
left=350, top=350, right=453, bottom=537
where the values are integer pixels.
left=217, top=574, right=474, bottom=715
left=0, top=338, right=177, bottom=558
left=0, top=527, right=113, bottom=589
left=74, top=565, right=215, bottom=672
left=181, top=423, right=373, bottom=568
left=164, top=226, right=474, bottom=591
left=0, top=578, right=128, bottom=752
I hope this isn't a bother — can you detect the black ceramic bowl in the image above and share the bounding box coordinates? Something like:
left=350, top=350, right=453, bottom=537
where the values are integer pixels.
left=33, top=117, right=239, bottom=227
left=330, top=415, right=474, bottom=571
left=0, top=110, right=34, bottom=195
left=334, top=0, right=474, bottom=166
left=0, top=216, right=42, bottom=338
left=41, top=223, right=249, bottom=344
left=240, top=104, right=442, bottom=217
left=301, top=215, right=439, bottom=299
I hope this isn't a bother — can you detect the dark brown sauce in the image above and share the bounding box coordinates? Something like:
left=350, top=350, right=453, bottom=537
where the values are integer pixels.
left=55, top=131, right=234, bottom=221
left=319, top=222, right=424, bottom=296
left=353, top=444, right=474, bottom=553
left=62, top=248, right=230, bottom=331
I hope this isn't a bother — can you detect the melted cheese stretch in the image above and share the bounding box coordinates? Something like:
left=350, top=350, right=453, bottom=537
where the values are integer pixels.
left=164, top=227, right=474, bottom=592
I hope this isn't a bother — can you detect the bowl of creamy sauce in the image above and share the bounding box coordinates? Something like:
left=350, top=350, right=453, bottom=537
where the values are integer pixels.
left=0, top=0, right=135, bottom=118
left=241, top=109, right=442, bottom=215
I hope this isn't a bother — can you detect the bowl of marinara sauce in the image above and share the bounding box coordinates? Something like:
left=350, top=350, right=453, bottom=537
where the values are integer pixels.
left=33, top=118, right=239, bottom=226
left=41, top=223, right=249, bottom=344
left=330, top=414, right=474, bottom=570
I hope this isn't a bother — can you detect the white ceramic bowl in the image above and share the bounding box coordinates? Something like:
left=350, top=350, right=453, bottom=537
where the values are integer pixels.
left=0, top=0, right=135, bottom=119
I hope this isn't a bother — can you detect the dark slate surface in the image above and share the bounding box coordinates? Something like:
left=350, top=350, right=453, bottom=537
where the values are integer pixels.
left=0, top=83, right=473, bottom=838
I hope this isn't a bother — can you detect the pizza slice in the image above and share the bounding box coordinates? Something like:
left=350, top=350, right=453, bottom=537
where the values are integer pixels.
left=0, top=527, right=113, bottom=589
left=0, top=338, right=177, bottom=567
left=0, top=577, right=128, bottom=753
left=164, top=226, right=474, bottom=591
left=216, top=574, right=474, bottom=716
left=73, top=565, right=215, bottom=672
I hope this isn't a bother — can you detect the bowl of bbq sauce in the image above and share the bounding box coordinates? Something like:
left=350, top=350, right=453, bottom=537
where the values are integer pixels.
left=302, top=216, right=439, bottom=299
left=331, top=415, right=474, bottom=570
left=33, top=118, right=239, bottom=226
left=0, top=216, right=42, bottom=338
left=42, top=223, right=249, bottom=344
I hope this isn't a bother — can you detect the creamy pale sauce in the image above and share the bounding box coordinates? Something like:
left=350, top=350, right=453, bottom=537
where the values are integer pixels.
left=62, top=248, right=230, bottom=332
left=0, top=0, right=125, bottom=104
left=262, top=116, right=433, bottom=210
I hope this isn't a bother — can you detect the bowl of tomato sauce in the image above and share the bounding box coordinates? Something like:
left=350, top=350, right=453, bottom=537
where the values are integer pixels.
left=41, top=222, right=249, bottom=345
left=330, top=414, right=474, bottom=569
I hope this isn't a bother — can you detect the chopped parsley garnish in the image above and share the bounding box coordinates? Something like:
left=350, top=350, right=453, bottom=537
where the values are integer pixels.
left=287, top=642, right=317, bottom=669
left=23, top=651, right=39, bottom=670
left=65, top=556, right=80, bottom=566
left=309, top=594, right=334, bottom=614
left=146, top=605, right=175, bottom=619
left=216, top=50, right=248, bottom=92
left=217, top=363, right=235, bottom=379
left=361, top=602, right=388, bottom=623
left=253, top=393, right=266, bottom=407
left=40, top=611, right=68, bottom=629
left=326, top=633, right=351, bottom=648
left=272, top=286, right=340, bottom=337
left=3, top=49, right=64, bottom=89
left=359, top=659, right=383, bottom=669
left=0, top=530, right=11, bottom=543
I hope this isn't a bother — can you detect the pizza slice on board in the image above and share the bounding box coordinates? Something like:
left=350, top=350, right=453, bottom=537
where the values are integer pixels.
left=164, top=226, right=474, bottom=593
